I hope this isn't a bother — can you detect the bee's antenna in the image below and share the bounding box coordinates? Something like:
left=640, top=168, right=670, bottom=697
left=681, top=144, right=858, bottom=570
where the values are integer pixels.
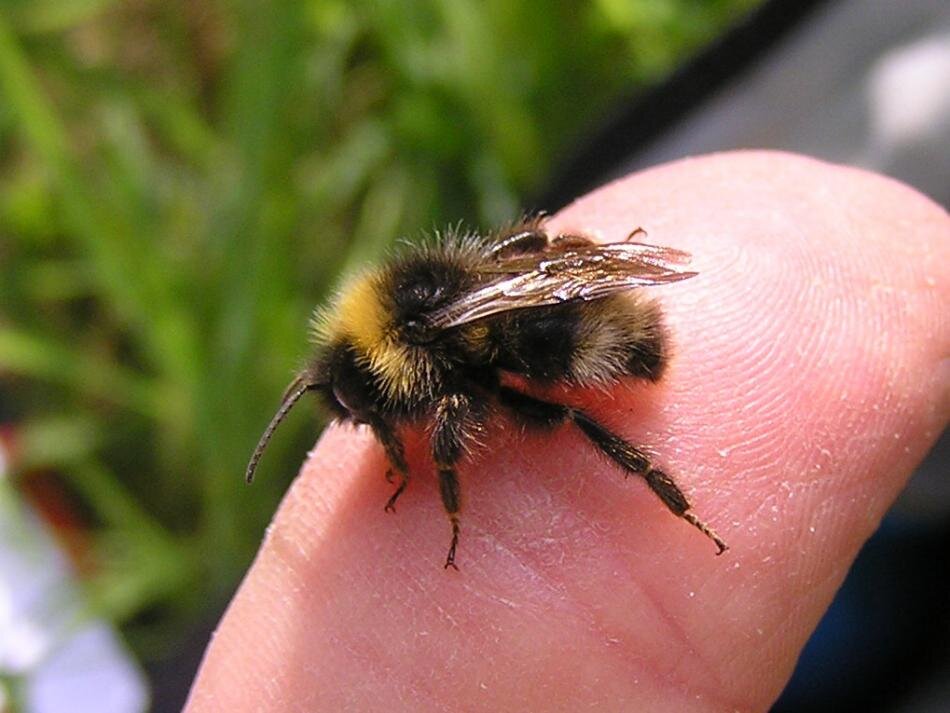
left=245, top=376, right=311, bottom=484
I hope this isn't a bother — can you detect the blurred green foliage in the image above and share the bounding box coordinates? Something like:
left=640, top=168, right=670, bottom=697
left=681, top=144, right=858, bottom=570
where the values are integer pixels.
left=0, top=0, right=756, bottom=656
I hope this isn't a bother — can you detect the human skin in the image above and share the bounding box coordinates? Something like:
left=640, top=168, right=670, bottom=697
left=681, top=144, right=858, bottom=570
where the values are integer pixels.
left=186, top=151, right=949, bottom=712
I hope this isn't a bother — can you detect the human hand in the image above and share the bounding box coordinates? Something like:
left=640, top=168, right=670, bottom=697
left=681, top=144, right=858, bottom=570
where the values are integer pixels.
left=186, top=151, right=949, bottom=712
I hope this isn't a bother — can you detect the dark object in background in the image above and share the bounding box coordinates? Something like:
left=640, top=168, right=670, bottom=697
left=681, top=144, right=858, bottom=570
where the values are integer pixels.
left=543, top=0, right=950, bottom=210
left=539, top=1, right=950, bottom=711
left=540, top=0, right=834, bottom=209
left=773, top=509, right=950, bottom=713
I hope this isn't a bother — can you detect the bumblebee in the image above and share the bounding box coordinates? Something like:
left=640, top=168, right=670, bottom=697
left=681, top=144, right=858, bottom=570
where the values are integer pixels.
left=246, top=217, right=728, bottom=568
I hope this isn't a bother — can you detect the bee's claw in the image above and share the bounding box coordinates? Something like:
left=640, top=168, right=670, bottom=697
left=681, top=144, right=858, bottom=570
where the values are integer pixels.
left=384, top=469, right=408, bottom=513
left=443, top=519, right=460, bottom=570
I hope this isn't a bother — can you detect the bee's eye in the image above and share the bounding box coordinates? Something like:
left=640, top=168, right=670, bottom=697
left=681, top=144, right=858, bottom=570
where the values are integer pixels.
left=333, top=385, right=359, bottom=414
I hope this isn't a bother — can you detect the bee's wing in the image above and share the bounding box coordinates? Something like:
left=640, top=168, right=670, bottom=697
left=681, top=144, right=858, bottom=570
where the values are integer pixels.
left=428, top=241, right=697, bottom=329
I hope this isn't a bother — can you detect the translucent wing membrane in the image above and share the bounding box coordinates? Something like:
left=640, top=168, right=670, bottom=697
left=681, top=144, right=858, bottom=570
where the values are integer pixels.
left=428, top=241, right=697, bottom=329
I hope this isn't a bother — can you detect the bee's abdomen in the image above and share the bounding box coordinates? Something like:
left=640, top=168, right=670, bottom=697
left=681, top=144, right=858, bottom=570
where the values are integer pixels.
left=491, top=305, right=579, bottom=380
left=490, top=296, right=667, bottom=385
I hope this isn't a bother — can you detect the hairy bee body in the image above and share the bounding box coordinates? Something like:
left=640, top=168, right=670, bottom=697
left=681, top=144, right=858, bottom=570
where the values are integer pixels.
left=247, top=219, right=727, bottom=568
left=315, top=239, right=666, bottom=422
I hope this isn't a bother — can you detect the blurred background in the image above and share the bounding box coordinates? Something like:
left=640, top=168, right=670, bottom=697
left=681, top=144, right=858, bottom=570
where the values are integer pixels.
left=0, top=0, right=946, bottom=711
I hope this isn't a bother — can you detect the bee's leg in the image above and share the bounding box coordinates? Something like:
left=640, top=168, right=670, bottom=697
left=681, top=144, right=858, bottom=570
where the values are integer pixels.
left=384, top=468, right=409, bottom=513
left=432, top=393, right=481, bottom=570
left=368, top=418, right=409, bottom=513
left=549, top=225, right=645, bottom=248
left=570, top=411, right=728, bottom=554
left=549, top=232, right=596, bottom=249
left=490, top=217, right=609, bottom=257
left=439, top=468, right=462, bottom=571
left=498, top=387, right=728, bottom=554
left=489, top=218, right=549, bottom=258
left=624, top=226, right=647, bottom=242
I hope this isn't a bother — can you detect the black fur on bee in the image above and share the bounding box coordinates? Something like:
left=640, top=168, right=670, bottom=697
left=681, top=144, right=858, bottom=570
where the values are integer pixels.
left=246, top=218, right=727, bottom=569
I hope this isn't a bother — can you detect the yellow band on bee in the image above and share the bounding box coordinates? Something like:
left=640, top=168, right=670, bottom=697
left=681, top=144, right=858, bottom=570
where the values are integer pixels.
left=319, top=271, right=426, bottom=401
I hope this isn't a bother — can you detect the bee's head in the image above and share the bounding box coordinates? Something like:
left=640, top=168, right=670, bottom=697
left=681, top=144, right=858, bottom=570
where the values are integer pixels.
left=246, top=261, right=450, bottom=483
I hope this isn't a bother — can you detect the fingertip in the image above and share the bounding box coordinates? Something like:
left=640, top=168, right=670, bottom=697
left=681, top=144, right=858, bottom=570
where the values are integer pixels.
left=191, top=152, right=948, bottom=713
